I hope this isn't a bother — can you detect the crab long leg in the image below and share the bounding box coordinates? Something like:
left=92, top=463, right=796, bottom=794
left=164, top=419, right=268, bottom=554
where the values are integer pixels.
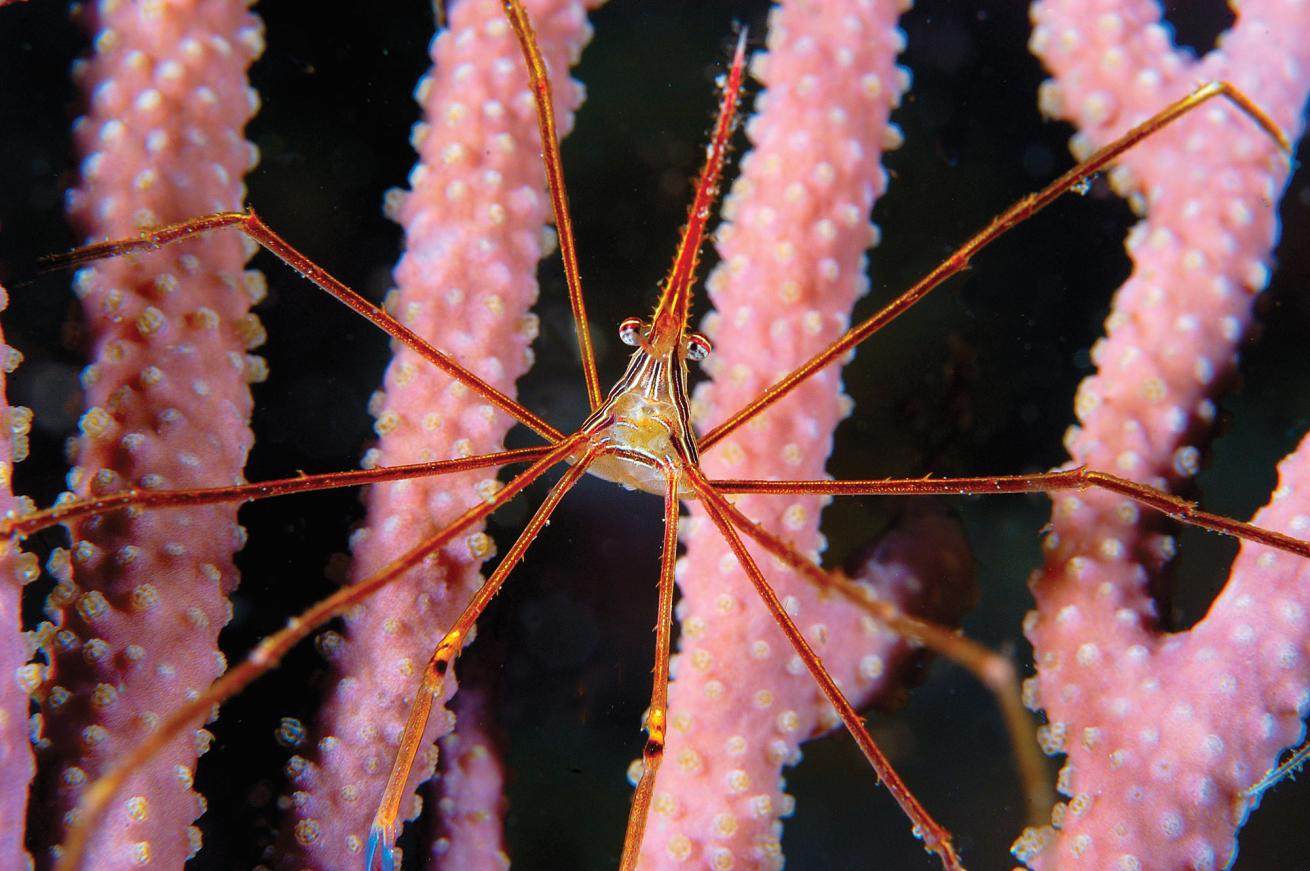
left=4, top=445, right=552, bottom=539
left=618, top=470, right=682, bottom=871
left=365, top=440, right=600, bottom=871
left=714, top=494, right=1052, bottom=825
left=686, top=466, right=963, bottom=871
left=1249, top=739, right=1310, bottom=798
left=44, top=210, right=563, bottom=442
left=53, top=433, right=585, bottom=871
left=646, top=28, right=747, bottom=350
left=699, top=81, right=1290, bottom=451
left=502, top=0, right=602, bottom=411
left=710, top=467, right=1310, bottom=560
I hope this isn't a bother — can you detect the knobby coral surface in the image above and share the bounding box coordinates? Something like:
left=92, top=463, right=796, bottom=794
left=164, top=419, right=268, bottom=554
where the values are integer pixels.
left=32, top=2, right=263, bottom=867
left=1, top=1, right=1309, bottom=869
left=1016, top=0, right=1310, bottom=866
left=0, top=286, right=36, bottom=870
left=639, top=2, right=975, bottom=868
left=273, top=1, right=600, bottom=866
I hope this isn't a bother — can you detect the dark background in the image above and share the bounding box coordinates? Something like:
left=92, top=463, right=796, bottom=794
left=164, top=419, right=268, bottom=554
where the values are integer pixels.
left=2, top=0, right=1309, bottom=868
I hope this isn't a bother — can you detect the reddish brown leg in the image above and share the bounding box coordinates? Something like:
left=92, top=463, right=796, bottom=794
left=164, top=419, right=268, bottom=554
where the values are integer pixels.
left=44, top=210, right=562, bottom=442
left=710, top=467, right=1310, bottom=560
left=699, top=81, right=1291, bottom=451
left=714, top=495, right=1053, bottom=825
left=499, top=2, right=748, bottom=407
left=4, top=445, right=551, bottom=540
left=1249, top=740, right=1310, bottom=798
left=364, top=442, right=599, bottom=871
left=53, top=433, right=586, bottom=871
left=645, top=29, right=747, bottom=344
left=618, top=470, right=681, bottom=871
left=502, top=0, right=602, bottom=411
left=686, top=467, right=964, bottom=871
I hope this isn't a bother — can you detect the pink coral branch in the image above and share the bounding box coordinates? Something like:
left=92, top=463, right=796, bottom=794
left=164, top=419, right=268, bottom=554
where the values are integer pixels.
left=1017, top=0, right=1310, bottom=866
left=32, top=2, right=264, bottom=868
left=429, top=687, right=509, bottom=869
left=273, top=1, right=600, bottom=866
left=637, top=1, right=978, bottom=867
left=0, top=285, right=36, bottom=871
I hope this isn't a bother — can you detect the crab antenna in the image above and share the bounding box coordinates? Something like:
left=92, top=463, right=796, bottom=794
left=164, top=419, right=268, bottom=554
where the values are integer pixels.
left=647, top=28, right=748, bottom=354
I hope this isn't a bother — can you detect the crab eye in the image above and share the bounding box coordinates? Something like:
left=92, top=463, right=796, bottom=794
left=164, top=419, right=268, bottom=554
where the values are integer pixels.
left=685, top=332, right=712, bottom=363
left=618, top=317, right=645, bottom=347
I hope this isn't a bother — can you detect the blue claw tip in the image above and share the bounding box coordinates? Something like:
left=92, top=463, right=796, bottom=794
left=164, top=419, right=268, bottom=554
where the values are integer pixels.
left=365, top=824, right=395, bottom=871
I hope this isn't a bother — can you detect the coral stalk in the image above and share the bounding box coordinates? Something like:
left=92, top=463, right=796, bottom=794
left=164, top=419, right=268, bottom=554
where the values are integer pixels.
left=429, top=688, right=509, bottom=868
left=1017, top=0, right=1310, bottom=865
left=32, top=2, right=264, bottom=868
left=273, top=1, right=600, bottom=866
left=639, top=1, right=975, bottom=867
left=0, top=286, right=35, bottom=871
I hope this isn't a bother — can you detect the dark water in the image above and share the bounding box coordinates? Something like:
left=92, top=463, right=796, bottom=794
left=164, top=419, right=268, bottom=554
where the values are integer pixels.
left=0, top=1, right=1307, bottom=868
